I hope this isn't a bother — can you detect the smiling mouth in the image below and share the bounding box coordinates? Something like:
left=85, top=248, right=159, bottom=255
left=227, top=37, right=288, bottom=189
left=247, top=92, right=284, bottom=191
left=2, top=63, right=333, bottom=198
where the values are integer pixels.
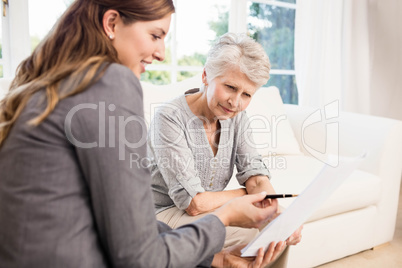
left=140, top=61, right=151, bottom=73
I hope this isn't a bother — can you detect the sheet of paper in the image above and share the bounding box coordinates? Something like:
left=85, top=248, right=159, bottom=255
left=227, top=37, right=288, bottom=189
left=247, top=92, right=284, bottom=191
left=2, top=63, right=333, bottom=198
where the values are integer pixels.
left=241, top=153, right=366, bottom=257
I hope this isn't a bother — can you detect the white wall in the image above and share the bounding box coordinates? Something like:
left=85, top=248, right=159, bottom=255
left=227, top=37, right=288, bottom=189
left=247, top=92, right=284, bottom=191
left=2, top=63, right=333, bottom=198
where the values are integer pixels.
left=368, top=0, right=402, bottom=121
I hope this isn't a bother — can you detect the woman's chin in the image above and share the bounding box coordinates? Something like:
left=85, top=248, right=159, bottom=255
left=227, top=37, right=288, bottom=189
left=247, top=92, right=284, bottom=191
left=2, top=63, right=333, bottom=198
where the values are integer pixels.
left=216, top=114, right=232, bottom=121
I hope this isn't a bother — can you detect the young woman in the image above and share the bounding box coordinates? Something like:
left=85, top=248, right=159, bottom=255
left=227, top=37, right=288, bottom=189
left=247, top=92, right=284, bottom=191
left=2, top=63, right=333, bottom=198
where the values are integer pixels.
left=0, top=1, right=284, bottom=267
left=148, top=33, right=302, bottom=264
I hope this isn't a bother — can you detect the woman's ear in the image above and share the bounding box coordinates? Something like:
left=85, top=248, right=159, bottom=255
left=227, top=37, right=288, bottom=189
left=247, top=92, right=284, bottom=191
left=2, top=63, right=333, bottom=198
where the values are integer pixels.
left=202, top=69, right=208, bottom=86
left=103, top=10, right=119, bottom=40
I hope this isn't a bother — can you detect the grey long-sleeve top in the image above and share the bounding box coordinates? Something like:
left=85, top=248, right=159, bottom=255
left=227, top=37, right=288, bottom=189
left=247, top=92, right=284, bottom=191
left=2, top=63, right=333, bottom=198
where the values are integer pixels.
left=148, top=89, right=270, bottom=214
left=0, top=64, right=225, bottom=268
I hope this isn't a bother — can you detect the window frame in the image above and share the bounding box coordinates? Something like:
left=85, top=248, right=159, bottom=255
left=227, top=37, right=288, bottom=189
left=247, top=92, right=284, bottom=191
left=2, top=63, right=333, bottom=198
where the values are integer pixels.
left=1, top=0, right=30, bottom=78
left=231, top=0, right=297, bottom=77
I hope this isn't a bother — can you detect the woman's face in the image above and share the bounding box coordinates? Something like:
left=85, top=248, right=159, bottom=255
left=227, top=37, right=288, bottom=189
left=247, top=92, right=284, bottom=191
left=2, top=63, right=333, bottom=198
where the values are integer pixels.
left=204, top=67, right=257, bottom=120
left=112, top=14, right=171, bottom=78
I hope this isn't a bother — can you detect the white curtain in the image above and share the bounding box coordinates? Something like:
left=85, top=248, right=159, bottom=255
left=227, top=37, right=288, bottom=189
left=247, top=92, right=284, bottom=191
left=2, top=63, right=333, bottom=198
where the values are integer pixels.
left=295, top=0, right=370, bottom=113
left=366, top=0, right=402, bottom=121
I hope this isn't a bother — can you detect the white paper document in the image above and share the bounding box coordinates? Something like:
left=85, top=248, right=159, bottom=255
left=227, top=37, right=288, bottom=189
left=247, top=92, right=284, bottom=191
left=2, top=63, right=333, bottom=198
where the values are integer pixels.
left=241, top=154, right=366, bottom=257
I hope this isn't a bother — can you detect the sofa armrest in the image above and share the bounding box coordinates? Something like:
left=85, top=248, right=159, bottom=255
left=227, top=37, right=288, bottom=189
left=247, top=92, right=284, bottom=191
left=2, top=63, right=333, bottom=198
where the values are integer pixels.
left=284, top=104, right=402, bottom=245
left=284, top=104, right=402, bottom=176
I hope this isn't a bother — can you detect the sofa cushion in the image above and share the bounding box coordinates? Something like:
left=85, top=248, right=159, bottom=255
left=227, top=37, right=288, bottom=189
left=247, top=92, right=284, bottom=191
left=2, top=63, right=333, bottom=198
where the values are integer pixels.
left=269, top=155, right=381, bottom=222
left=246, top=87, right=302, bottom=155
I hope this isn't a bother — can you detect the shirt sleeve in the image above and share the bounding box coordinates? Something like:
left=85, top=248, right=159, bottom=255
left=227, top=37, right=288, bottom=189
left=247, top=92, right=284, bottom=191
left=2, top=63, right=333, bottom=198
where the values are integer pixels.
left=148, top=104, right=205, bottom=210
left=235, top=111, right=271, bottom=186
left=68, top=64, right=224, bottom=268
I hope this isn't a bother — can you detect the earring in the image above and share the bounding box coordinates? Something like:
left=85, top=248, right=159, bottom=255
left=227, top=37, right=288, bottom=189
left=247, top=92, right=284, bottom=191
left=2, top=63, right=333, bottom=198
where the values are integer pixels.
left=109, top=34, right=114, bottom=40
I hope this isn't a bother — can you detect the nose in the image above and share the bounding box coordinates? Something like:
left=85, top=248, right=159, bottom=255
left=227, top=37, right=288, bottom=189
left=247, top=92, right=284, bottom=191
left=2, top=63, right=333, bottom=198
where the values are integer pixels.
left=153, top=41, right=165, bottom=62
left=228, top=93, right=241, bottom=109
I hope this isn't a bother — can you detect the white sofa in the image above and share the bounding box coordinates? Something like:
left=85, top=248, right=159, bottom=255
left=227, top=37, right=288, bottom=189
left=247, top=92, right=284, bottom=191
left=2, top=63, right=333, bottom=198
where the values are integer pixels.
left=1, top=74, right=402, bottom=268
left=276, top=105, right=402, bottom=267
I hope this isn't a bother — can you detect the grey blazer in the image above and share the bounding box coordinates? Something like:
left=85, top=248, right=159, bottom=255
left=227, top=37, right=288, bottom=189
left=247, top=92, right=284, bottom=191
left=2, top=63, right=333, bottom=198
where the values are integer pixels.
left=0, top=64, right=225, bottom=268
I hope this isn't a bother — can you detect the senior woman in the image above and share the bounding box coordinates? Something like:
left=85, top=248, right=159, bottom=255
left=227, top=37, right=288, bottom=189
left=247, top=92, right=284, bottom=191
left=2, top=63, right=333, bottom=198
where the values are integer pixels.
left=148, top=32, right=302, bottom=262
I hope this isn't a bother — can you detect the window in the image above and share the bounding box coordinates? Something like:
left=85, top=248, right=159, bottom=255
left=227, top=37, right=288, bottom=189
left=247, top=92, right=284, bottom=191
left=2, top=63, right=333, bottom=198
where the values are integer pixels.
left=143, top=0, right=298, bottom=104
left=141, top=0, right=230, bottom=85
left=4, top=0, right=297, bottom=103
left=247, top=0, right=297, bottom=104
left=29, top=0, right=69, bottom=51
left=0, top=7, right=3, bottom=78
left=1, top=1, right=9, bottom=78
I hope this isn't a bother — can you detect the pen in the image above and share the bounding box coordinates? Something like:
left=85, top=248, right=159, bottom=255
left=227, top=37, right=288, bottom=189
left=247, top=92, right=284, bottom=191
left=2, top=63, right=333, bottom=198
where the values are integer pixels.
left=265, top=194, right=299, bottom=199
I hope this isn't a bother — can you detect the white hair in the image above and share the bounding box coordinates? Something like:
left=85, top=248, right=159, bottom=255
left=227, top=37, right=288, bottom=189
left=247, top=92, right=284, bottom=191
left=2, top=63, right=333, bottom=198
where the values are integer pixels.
left=203, top=32, right=271, bottom=89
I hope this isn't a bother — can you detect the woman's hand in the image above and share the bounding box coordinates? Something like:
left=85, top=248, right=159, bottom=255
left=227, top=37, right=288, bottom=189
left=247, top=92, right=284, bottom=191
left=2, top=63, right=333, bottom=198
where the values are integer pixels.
left=286, top=225, right=303, bottom=246
left=212, top=192, right=278, bottom=229
left=212, top=242, right=286, bottom=268
left=245, top=176, right=275, bottom=196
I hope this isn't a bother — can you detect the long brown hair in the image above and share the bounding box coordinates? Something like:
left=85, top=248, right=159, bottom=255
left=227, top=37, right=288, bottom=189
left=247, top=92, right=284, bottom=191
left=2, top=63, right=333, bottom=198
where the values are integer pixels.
left=0, top=0, right=174, bottom=146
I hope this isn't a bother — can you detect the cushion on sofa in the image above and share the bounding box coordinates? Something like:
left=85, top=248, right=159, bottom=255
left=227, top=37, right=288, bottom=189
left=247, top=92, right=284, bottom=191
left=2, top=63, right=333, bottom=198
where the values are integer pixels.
left=269, top=155, right=381, bottom=223
left=246, top=87, right=302, bottom=156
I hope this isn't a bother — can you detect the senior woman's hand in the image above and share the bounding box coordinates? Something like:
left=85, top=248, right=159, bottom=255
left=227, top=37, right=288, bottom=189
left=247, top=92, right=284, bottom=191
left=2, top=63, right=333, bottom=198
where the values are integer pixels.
left=212, top=241, right=286, bottom=268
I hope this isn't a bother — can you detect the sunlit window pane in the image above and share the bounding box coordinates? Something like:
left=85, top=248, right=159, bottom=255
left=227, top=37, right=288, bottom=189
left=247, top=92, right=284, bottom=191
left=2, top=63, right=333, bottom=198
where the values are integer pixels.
left=141, top=71, right=171, bottom=85
left=247, top=2, right=295, bottom=70
left=28, top=0, right=69, bottom=51
left=176, top=0, right=229, bottom=66
left=177, top=71, right=200, bottom=83
left=264, top=74, right=298, bottom=104
left=279, top=0, right=296, bottom=3
left=144, top=0, right=229, bottom=84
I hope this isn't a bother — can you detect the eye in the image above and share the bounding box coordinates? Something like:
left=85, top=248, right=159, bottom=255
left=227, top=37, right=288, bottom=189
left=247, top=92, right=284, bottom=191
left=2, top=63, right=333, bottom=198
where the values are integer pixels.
left=243, top=93, right=252, bottom=98
left=151, top=34, right=161, bottom=40
left=226, top=84, right=236, bottom=91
